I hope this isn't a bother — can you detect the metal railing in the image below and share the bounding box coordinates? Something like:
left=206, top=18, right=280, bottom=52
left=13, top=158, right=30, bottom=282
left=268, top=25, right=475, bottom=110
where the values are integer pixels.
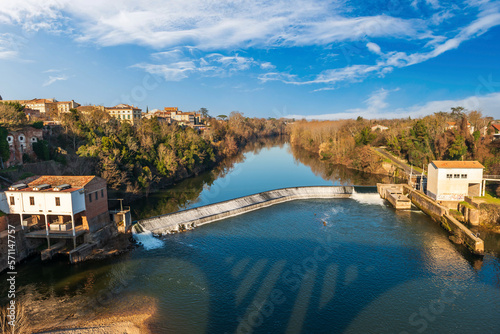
left=484, top=175, right=500, bottom=180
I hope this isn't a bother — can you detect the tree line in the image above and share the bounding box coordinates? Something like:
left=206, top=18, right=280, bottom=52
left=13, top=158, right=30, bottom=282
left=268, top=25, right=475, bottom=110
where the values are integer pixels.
left=288, top=107, right=500, bottom=175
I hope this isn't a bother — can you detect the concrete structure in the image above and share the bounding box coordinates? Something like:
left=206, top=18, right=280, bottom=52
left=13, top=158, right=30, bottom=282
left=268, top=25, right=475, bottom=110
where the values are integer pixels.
left=378, top=183, right=484, bottom=254
left=137, top=186, right=353, bottom=235
left=5, top=128, right=43, bottom=167
left=106, top=104, right=142, bottom=124
left=426, top=161, right=484, bottom=202
left=2, top=175, right=109, bottom=249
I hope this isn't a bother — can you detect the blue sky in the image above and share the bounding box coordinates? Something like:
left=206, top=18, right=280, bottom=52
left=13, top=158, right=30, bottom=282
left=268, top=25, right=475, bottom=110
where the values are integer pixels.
left=1, top=0, right=500, bottom=119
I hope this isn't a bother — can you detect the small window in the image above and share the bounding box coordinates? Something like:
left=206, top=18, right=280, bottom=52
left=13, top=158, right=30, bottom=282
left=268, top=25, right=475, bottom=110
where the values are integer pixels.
left=454, top=174, right=460, bottom=178
left=95, top=192, right=98, bottom=200
left=101, top=189, right=104, bottom=197
left=9, top=196, right=14, bottom=205
left=55, top=197, right=60, bottom=206
left=89, top=194, right=92, bottom=203
left=461, top=174, right=467, bottom=179
left=446, top=174, right=452, bottom=179
left=128, top=115, right=131, bottom=119
left=29, top=197, right=35, bottom=205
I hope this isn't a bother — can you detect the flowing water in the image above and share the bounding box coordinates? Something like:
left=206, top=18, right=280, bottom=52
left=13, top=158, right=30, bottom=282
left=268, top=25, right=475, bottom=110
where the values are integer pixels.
left=2, top=139, right=500, bottom=333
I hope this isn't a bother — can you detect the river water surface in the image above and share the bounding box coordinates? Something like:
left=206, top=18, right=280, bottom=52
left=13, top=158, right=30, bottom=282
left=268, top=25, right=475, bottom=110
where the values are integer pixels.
left=2, top=140, right=500, bottom=333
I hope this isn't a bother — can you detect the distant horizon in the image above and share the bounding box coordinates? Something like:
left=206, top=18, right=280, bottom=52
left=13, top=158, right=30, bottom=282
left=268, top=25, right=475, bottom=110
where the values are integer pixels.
left=1, top=1, right=500, bottom=120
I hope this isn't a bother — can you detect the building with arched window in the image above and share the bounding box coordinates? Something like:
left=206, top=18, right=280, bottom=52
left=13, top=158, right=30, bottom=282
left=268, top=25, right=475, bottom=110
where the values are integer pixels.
left=5, top=128, right=43, bottom=167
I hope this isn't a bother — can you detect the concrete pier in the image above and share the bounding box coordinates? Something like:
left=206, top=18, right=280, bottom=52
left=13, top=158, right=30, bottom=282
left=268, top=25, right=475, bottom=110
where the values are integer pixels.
left=136, top=186, right=353, bottom=235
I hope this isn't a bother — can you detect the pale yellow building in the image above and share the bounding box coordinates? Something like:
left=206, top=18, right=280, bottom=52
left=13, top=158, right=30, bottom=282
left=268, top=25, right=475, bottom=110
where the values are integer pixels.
left=106, top=104, right=142, bottom=125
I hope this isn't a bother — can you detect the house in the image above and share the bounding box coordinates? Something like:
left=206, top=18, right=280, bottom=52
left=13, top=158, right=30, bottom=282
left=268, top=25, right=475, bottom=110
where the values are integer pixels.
left=106, top=104, right=142, bottom=125
left=426, top=161, right=484, bottom=202
left=490, top=123, right=500, bottom=139
left=5, top=128, right=44, bottom=167
left=445, top=121, right=474, bottom=135
left=371, top=125, right=389, bottom=131
left=2, top=98, right=80, bottom=116
left=142, top=107, right=204, bottom=127
left=55, top=100, right=80, bottom=113
left=2, top=175, right=109, bottom=248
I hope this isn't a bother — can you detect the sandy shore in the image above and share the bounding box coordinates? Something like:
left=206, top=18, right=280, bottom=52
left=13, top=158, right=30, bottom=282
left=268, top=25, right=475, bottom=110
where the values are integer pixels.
left=14, top=290, right=157, bottom=334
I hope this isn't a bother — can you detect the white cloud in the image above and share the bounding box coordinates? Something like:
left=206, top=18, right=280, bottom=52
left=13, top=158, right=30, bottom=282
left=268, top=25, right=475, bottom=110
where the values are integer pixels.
left=0, top=33, right=20, bottom=59
left=133, top=51, right=273, bottom=81
left=267, top=5, right=500, bottom=88
left=131, top=62, right=196, bottom=81
left=366, top=42, right=382, bottom=55
left=43, top=74, right=69, bottom=87
left=287, top=91, right=500, bottom=120
left=0, top=1, right=443, bottom=50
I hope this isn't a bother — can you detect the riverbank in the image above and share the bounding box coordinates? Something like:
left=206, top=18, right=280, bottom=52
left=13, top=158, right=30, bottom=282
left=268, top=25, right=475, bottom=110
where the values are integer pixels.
left=18, top=291, right=156, bottom=333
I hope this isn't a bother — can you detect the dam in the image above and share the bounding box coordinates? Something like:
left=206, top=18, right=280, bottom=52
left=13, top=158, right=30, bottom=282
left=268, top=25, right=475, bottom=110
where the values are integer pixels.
left=135, top=186, right=353, bottom=234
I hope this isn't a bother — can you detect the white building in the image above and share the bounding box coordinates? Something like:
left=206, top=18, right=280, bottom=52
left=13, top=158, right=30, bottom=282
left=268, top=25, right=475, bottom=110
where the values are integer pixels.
left=2, top=175, right=109, bottom=248
left=426, top=161, right=484, bottom=201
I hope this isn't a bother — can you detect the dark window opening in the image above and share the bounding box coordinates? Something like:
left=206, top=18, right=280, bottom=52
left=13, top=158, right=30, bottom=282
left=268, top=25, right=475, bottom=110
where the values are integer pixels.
left=29, top=197, right=35, bottom=205
left=95, top=192, right=98, bottom=200
left=89, top=194, right=92, bottom=203
left=9, top=197, right=14, bottom=205
left=55, top=197, right=60, bottom=206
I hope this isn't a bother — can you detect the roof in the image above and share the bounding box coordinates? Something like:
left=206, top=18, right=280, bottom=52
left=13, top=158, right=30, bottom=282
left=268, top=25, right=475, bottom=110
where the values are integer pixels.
left=492, top=124, right=500, bottom=131
left=431, top=161, right=484, bottom=169
left=107, top=104, right=141, bottom=110
left=9, top=175, right=103, bottom=192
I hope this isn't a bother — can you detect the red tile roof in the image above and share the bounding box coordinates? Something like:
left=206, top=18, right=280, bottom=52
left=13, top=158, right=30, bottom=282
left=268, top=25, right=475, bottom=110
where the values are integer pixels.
left=432, top=161, right=484, bottom=169
left=492, top=124, right=500, bottom=131
left=10, top=175, right=100, bottom=192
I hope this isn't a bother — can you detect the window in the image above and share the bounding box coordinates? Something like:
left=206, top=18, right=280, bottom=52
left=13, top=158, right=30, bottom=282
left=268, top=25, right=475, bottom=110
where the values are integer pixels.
left=461, top=174, right=467, bottom=179
left=9, top=196, right=14, bottom=205
left=454, top=174, right=460, bottom=178
left=446, top=174, right=452, bottom=179
left=95, top=192, right=98, bottom=200
left=29, top=197, right=35, bottom=205
left=128, top=115, right=131, bottom=119
left=89, top=194, right=92, bottom=203
left=55, top=197, right=60, bottom=206
left=101, top=189, right=104, bottom=197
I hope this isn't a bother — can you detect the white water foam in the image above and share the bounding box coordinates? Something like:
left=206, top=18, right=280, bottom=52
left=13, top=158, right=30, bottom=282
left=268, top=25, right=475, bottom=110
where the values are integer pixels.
left=351, top=190, right=385, bottom=206
left=132, top=230, right=165, bottom=250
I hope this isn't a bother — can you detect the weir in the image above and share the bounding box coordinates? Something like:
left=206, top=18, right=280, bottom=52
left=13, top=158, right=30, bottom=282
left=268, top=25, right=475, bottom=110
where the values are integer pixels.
left=136, top=186, right=353, bottom=235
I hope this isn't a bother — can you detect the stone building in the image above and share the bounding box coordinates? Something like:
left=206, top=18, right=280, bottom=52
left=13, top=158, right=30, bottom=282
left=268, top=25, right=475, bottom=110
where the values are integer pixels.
left=5, top=127, right=44, bottom=167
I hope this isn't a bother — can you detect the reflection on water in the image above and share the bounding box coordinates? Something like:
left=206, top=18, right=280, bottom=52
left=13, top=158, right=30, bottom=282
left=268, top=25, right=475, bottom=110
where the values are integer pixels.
left=132, top=137, right=403, bottom=220
left=289, top=144, right=403, bottom=186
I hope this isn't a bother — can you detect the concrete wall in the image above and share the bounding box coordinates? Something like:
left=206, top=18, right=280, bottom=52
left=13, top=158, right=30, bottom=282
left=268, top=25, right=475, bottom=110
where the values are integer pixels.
left=442, top=214, right=484, bottom=254
left=378, top=183, right=484, bottom=254
left=138, top=186, right=353, bottom=235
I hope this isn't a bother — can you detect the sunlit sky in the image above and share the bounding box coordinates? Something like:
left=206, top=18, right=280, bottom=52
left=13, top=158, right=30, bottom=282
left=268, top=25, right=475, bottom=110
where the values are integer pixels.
left=1, top=0, right=500, bottom=119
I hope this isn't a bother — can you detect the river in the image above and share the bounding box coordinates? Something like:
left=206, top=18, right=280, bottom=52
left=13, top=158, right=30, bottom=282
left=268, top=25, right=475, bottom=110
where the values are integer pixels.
left=2, top=139, right=500, bottom=333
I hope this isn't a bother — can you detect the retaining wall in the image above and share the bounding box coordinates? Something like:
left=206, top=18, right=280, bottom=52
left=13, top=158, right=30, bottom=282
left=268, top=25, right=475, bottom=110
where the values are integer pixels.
left=138, top=186, right=353, bottom=234
left=377, top=183, right=484, bottom=254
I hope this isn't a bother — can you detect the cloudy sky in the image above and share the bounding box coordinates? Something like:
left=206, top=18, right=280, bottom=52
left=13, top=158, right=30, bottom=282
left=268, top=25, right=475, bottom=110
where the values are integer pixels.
left=1, top=0, right=500, bottom=119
